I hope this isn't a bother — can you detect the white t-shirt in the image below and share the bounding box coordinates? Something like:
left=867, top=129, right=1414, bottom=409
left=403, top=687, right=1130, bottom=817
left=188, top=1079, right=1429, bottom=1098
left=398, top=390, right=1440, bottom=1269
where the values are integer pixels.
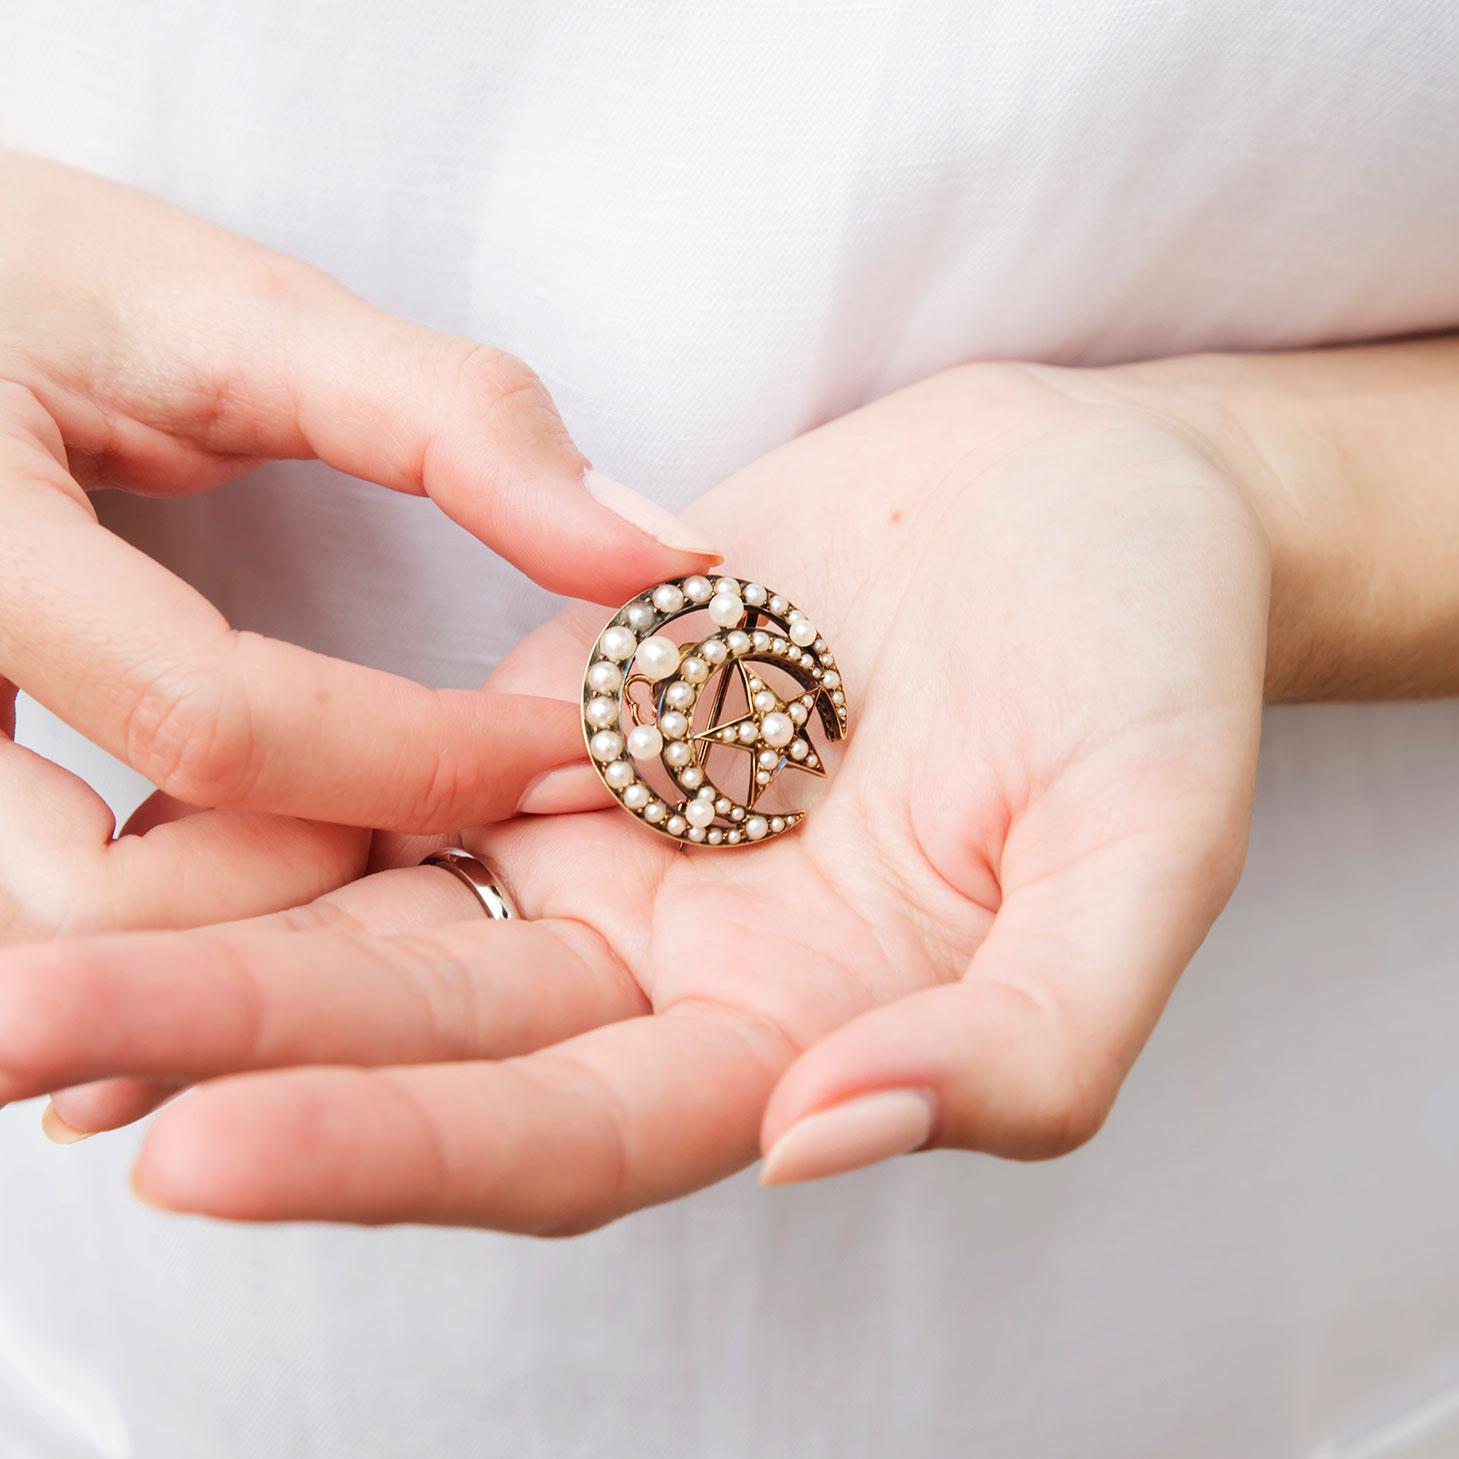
left=3, top=3, right=1459, bottom=1456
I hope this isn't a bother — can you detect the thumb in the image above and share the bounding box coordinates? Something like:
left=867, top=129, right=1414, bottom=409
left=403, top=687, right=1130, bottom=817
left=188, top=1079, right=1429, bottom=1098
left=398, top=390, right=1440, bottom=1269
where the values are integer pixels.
left=757, top=820, right=1247, bottom=1184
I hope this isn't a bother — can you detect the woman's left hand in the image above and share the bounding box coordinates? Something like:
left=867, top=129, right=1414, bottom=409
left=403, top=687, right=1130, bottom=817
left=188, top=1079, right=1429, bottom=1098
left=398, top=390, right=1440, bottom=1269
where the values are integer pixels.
left=0, top=363, right=1271, bottom=1226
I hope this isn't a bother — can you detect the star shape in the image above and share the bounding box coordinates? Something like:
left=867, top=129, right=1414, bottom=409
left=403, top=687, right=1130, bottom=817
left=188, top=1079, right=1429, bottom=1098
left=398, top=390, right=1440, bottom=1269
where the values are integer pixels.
left=692, top=660, right=827, bottom=808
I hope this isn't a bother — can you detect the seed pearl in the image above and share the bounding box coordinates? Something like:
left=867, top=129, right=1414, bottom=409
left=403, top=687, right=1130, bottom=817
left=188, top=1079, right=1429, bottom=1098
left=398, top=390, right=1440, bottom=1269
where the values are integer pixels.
left=769, top=596, right=787, bottom=613
left=772, top=638, right=787, bottom=654
left=679, top=765, right=703, bottom=788
left=634, top=635, right=680, bottom=681
left=627, top=724, right=663, bottom=760
left=726, top=631, right=750, bottom=655
left=585, top=696, right=617, bottom=728
left=738, top=722, right=759, bottom=744
left=683, top=576, right=713, bottom=603
left=790, top=739, right=809, bottom=761
left=755, top=770, right=770, bottom=785
left=666, top=814, right=687, bottom=836
left=680, top=656, right=709, bottom=683
left=788, top=608, right=802, bottom=621
left=626, top=602, right=656, bottom=632
left=822, top=671, right=841, bottom=689
left=715, top=577, right=741, bottom=595
left=689, top=827, right=706, bottom=842
left=715, top=797, right=731, bottom=813
left=789, top=703, right=809, bottom=725
left=660, top=710, right=689, bottom=739
left=731, top=807, right=746, bottom=821
left=727, top=830, right=742, bottom=844
left=652, top=583, right=685, bottom=613
left=590, top=730, right=624, bottom=761
left=708, top=592, right=745, bottom=629
left=753, top=690, right=776, bottom=712
left=789, top=619, right=818, bottom=647
left=604, top=759, right=635, bottom=789
left=685, top=798, right=715, bottom=828
left=644, top=801, right=667, bottom=823
left=832, top=691, right=845, bottom=705
left=665, top=741, right=692, bottom=767
left=587, top=660, right=623, bottom=693
left=664, top=680, right=695, bottom=710
left=708, top=830, right=724, bottom=845
left=600, top=626, right=636, bottom=661
left=761, top=711, right=794, bottom=748
left=624, top=784, right=650, bottom=809
left=697, top=785, right=716, bottom=799
left=743, top=582, right=767, bottom=606
left=701, top=639, right=728, bottom=664
left=752, top=631, right=770, bottom=650
left=770, top=817, right=786, bottom=833
left=746, top=816, right=769, bottom=841
left=758, top=749, right=778, bottom=769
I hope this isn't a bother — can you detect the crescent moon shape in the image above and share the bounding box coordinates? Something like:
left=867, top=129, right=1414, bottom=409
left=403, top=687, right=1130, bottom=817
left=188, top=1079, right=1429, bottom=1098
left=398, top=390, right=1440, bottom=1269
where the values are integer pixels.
left=582, top=574, right=849, bottom=847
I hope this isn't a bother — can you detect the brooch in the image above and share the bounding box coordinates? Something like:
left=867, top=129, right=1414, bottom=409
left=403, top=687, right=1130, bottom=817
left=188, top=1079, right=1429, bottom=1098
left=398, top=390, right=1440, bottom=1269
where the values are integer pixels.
left=582, top=575, right=848, bottom=845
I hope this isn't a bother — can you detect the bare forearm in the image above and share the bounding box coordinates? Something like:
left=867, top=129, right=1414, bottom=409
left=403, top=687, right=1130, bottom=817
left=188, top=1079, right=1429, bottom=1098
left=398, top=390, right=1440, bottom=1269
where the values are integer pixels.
left=1106, top=335, right=1459, bottom=700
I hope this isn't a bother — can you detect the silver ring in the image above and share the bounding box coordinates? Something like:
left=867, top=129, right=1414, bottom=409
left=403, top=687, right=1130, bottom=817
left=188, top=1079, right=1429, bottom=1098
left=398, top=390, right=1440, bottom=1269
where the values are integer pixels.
left=420, top=848, right=520, bottom=920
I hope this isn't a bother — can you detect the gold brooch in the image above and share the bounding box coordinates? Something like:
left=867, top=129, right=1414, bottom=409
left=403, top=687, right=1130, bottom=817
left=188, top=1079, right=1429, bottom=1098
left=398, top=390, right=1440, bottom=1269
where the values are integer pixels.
left=582, top=575, right=849, bottom=846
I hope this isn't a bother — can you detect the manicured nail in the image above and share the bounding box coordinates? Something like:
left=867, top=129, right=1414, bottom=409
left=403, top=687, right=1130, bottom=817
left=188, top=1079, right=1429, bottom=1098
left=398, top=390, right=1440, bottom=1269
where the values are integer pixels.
left=516, top=763, right=606, bottom=815
left=583, top=470, right=720, bottom=558
left=41, top=1101, right=92, bottom=1145
left=760, top=1089, right=935, bottom=1186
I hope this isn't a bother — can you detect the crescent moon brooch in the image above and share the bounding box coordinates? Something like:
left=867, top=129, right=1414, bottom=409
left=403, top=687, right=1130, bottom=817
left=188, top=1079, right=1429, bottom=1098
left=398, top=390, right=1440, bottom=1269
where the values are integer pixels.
left=582, top=575, right=849, bottom=846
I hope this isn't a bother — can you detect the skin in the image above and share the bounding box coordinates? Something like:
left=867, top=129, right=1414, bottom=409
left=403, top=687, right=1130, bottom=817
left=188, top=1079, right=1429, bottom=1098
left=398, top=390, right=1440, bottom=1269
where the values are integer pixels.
left=0, top=151, right=719, bottom=941
left=4, top=163, right=1457, bottom=1226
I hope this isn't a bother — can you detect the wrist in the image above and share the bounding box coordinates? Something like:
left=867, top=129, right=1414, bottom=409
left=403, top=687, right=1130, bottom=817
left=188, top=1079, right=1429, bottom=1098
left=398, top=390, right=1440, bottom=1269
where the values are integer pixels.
left=1082, top=346, right=1459, bottom=702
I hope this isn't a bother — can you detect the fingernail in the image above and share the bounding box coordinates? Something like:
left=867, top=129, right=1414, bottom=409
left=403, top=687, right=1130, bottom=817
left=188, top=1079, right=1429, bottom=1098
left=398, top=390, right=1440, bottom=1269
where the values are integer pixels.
left=516, top=763, right=605, bottom=815
left=760, top=1089, right=935, bottom=1186
left=41, top=1101, right=92, bottom=1145
left=583, top=470, right=720, bottom=558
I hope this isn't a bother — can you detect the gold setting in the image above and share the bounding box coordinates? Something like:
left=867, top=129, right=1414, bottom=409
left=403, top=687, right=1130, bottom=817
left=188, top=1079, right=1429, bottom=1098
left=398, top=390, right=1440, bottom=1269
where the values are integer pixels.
left=582, top=575, right=849, bottom=846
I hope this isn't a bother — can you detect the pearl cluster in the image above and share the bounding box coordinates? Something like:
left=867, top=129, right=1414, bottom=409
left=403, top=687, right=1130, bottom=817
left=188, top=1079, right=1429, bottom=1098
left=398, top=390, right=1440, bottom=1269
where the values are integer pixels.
left=582, top=574, right=848, bottom=847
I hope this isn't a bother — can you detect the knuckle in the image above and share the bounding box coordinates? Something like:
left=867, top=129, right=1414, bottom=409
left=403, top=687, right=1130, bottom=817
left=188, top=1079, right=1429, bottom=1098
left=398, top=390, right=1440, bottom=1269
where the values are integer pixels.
left=387, top=931, right=490, bottom=1060
left=974, top=977, right=1116, bottom=1161
left=446, top=341, right=572, bottom=454
left=513, top=1052, right=633, bottom=1238
left=120, top=649, right=258, bottom=807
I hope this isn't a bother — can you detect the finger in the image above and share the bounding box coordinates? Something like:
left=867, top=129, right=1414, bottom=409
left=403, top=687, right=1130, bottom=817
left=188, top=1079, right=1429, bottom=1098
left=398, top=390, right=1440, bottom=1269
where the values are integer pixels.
left=0, top=736, right=366, bottom=938
left=281, top=308, right=722, bottom=600
left=8, top=161, right=718, bottom=599
left=38, top=863, right=496, bottom=1136
left=0, top=426, right=583, bottom=828
left=759, top=822, right=1247, bottom=1183
left=131, top=1003, right=793, bottom=1230
left=46, top=1078, right=184, bottom=1140
left=0, top=890, right=644, bottom=1104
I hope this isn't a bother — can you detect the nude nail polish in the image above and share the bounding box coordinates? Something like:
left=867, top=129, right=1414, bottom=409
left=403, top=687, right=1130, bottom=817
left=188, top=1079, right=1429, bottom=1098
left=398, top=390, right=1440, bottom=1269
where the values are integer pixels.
left=583, top=470, right=720, bottom=558
left=759, top=1089, right=936, bottom=1186
left=41, top=1102, right=92, bottom=1145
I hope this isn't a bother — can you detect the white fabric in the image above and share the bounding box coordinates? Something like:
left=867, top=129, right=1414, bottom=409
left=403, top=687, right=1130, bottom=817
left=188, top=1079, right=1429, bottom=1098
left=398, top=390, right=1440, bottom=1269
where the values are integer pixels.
left=2, top=2, right=1459, bottom=1455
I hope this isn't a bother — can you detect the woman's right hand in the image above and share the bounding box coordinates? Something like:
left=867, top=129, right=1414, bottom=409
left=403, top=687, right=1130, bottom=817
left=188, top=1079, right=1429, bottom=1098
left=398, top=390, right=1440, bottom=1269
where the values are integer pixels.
left=0, top=150, right=718, bottom=941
